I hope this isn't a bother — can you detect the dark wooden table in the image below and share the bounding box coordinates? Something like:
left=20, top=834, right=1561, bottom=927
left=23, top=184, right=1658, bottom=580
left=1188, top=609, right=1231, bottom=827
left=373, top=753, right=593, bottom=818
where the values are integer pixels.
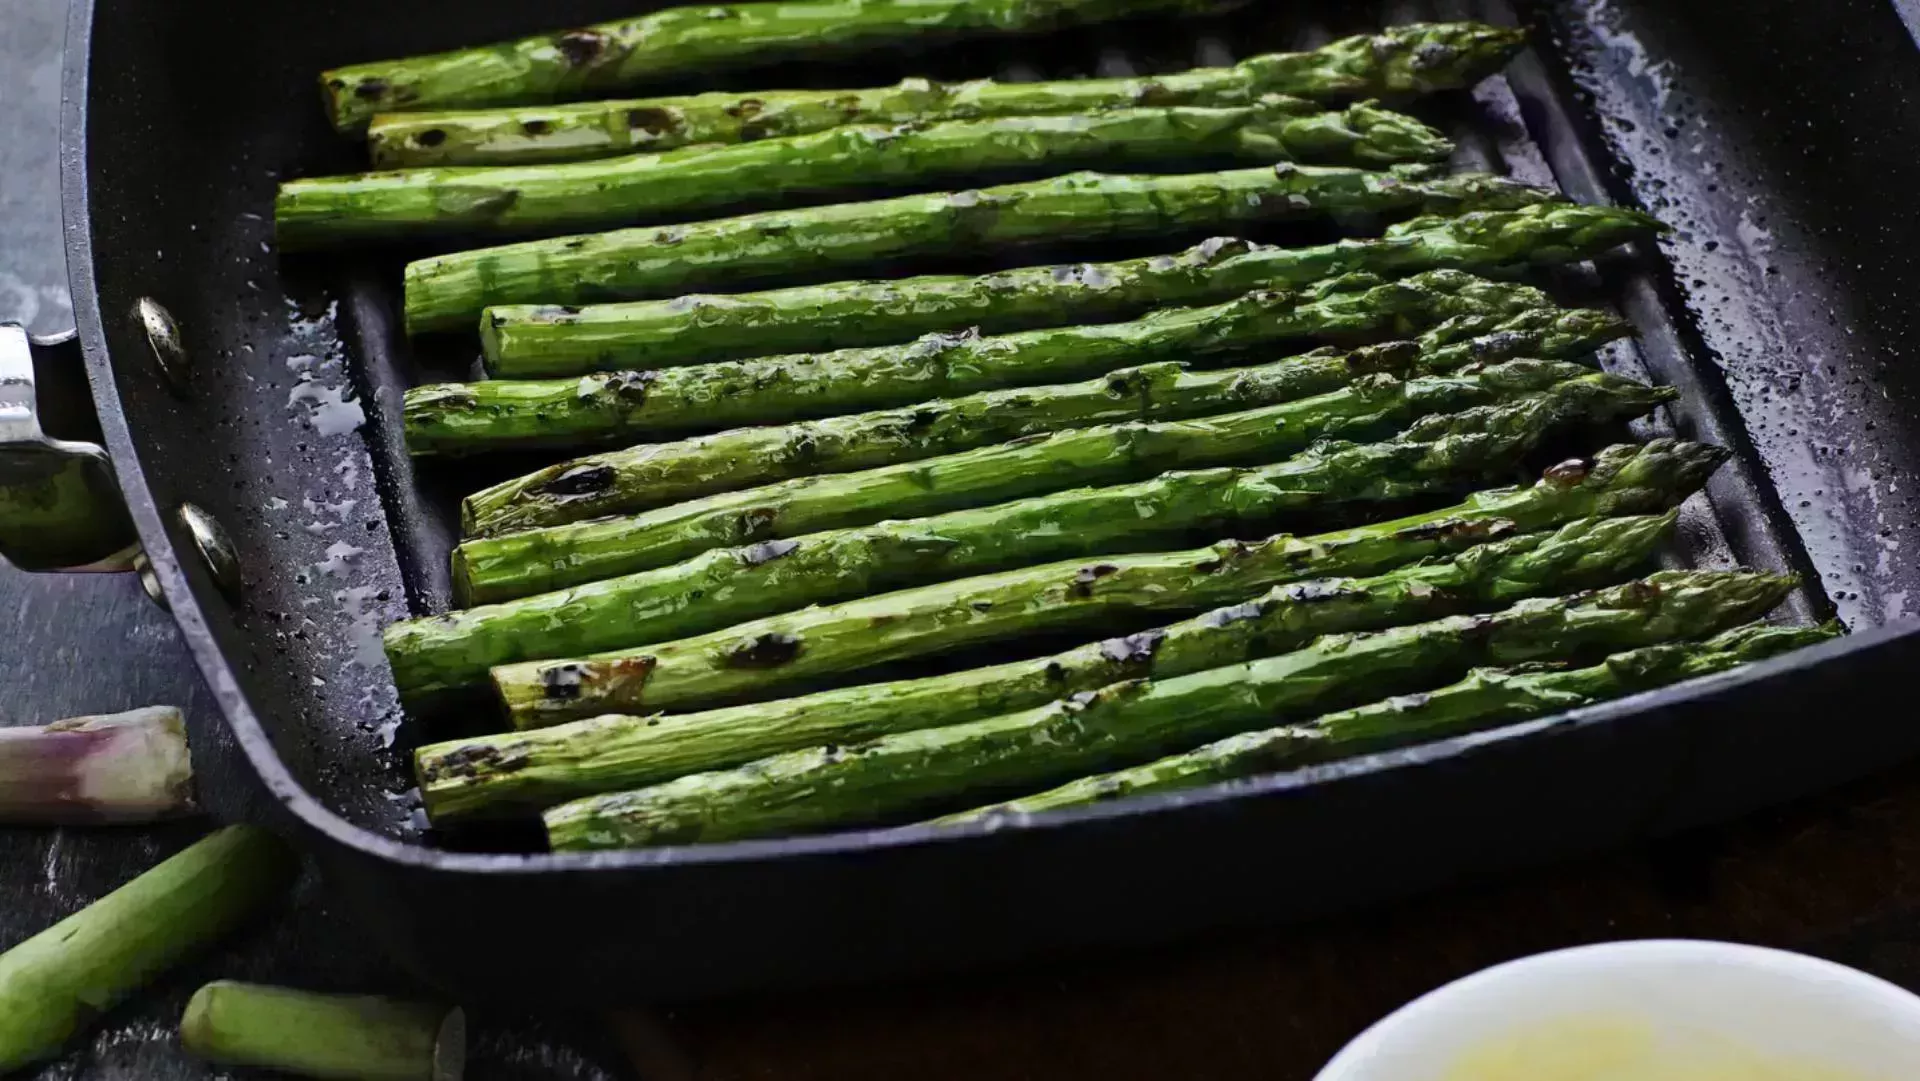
left=9, top=4, right=1920, bottom=1079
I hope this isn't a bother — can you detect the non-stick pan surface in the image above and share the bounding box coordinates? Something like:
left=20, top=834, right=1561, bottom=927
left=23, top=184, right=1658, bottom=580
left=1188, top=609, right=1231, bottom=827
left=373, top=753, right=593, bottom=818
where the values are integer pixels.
left=59, top=0, right=1920, bottom=999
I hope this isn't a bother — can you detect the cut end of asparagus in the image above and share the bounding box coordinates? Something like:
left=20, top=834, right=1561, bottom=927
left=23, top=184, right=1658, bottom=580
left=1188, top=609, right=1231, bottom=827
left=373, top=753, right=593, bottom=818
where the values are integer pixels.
left=0, top=706, right=196, bottom=824
left=182, top=980, right=466, bottom=1081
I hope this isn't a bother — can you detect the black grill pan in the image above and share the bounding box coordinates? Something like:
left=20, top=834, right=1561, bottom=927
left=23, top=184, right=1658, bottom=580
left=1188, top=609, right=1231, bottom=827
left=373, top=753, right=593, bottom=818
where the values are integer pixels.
left=45, top=0, right=1920, bottom=999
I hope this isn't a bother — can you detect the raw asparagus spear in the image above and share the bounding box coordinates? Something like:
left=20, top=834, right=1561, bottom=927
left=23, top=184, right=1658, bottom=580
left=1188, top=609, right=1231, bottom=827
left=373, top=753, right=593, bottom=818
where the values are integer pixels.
left=181, top=982, right=465, bottom=1081
left=286, top=101, right=1451, bottom=250
left=542, top=570, right=1795, bottom=848
left=369, top=23, right=1529, bottom=168
left=0, top=826, right=298, bottom=1073
left=322, top=0, right=1250, bottom=134
left=487, top=406, right=1694, bottom=728
left=457, top=361, right=1667, bottom=604
left=0, top=706, right=194, bottom=823
left=417, top=513, right=1676, bottom=820
left=464, top=304, right=1632, bottom=536
left=406, top=270, right=1562, bottom=456
left=403, top=165, right=1557, bottom=333
left=936, top=621, right=1844, bottom=822
left=480, top=203, right=1658, bottom=377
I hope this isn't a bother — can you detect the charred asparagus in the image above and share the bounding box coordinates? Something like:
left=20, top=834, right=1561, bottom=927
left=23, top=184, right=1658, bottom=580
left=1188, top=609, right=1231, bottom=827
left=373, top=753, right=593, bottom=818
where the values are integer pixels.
left=402, top=165, right=1557, bottom=333
left=368, top=24, right=1528, bottom=167
left=479, top=204, right=1657, bottom=377
left=542, top=571, right=1796, bottom=848
left=415, top=513, right=1675, bottom=820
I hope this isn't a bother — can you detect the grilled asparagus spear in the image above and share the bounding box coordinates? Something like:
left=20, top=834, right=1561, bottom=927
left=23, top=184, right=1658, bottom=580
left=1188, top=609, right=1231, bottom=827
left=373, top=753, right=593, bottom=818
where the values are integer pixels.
left=405, top=382, right=1613, bottom=697
left=938, top=622, right=1841, bottom=822
left=488, top=428, right=1710, bottom=730
left=416, top=513, right=1676, bottom=820
left=465, top=305, right=1631, bottom=536
left=481, top=203, right=1656, bottom=379
left=285, top=101, right=1451, bottom=250
left=322, top=0, right=1252, bottom=134
left=406, top=271, right=1566, bottom=456
left=456, top=361, right=1668, bottom=604
left=450, top=306, right=1641, bottom=592
left=479, top=204, right=1658, bottom=377
left=542, top=571, right=1795, bottom=848
left=369, top=23, right=1529, bottom=168
left=402, top=165, right=1557, bottom=333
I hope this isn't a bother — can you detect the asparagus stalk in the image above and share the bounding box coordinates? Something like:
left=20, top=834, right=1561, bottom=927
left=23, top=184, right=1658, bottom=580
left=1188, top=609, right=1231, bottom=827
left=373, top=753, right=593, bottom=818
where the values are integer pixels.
left=322, top=0, right=1251, bottom=134
left=417, top=513, right=1676, bottom=820
left=286, top=101, right=1451, bottom=250
left=402, top=165, right=1557, bottom=334
left=400, top=368, right=1665, bottom=697
left=0, top=826, right=298, bottom=1073
left=0, top=706, right=194, bottom=823
left=448, top=326, right=1646, bottom=596
left=542, top=570, right=1795, bottom=848
left=368, top=23, right=1529, bottom=168
left=181, top=981, right=465, bottom=1081
left=457, top=361, right=1668, bottom=604
left=939, top=621, right=1842, bottom=822
left=406, top=270, right=1566, bottom=456
left=479, top=203, right=1659, bottom=378
left=488, top=426, right=1709, bottom=730
left=464, top=303, right=1632, bottom=536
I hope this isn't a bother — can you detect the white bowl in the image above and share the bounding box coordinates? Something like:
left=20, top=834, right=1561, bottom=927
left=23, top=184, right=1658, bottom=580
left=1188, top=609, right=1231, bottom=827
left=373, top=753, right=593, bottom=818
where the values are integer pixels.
left=1315, top=940, right=1920, bottom=1080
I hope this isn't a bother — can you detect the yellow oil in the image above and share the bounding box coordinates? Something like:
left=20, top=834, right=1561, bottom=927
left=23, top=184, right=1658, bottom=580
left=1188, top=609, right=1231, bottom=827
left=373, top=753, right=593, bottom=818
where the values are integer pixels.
left=1439, top=1015, right=1881, bottom=1081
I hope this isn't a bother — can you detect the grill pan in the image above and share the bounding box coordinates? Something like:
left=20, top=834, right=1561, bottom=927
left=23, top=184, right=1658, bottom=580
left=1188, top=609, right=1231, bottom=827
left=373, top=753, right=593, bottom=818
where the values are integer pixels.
left=18, top=0, right=1920, bottom=999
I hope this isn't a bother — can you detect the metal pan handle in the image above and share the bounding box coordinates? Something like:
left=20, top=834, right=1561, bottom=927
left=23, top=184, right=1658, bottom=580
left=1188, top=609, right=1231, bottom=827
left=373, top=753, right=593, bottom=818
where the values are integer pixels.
left=0, top=321, right=142, bottom=573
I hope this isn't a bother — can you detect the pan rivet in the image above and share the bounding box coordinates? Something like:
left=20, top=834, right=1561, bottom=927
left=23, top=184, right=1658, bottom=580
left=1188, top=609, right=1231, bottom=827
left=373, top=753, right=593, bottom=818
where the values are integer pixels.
left=176, top=503, right=241, bottom=603
left=131, top=551, right=169, bottom=612
left=133, top=297, right=190, bottom=393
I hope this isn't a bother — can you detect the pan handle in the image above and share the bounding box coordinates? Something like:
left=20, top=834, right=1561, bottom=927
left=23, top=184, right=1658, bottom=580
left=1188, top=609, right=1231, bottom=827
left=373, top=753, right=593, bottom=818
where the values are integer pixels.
left=0, top=321, right=142, bottom=573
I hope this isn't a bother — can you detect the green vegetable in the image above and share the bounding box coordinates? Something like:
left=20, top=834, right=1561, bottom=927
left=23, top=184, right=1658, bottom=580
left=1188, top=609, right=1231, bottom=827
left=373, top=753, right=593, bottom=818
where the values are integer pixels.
left=0, top=826, right=298, bottom=1073
left=181, top=982, right=464, bottom=1081
left=402, top=165, right=1557, bottom=333
left=285, top=101, right=1450, bottom=249
left=393, top=366, right=1664, bottom=698
left=415, top=513, right=1676, bottom=821
left=542, top=570, right=1796, bottom=848
left=487, top=419, right=1708, bottom=730
left=454, top=361, right=1668, bottom=604
left=464, top=288, right=1633, bottom=536
left=937, top=621, right=1842, bottom=822
left=322, top=0, right=1253, bottom=134
left=367, top=23, right=1528, bottom=168
left=405, top=270, right=1571, bottom=456
left=478, top=203, right=1658, bottom=378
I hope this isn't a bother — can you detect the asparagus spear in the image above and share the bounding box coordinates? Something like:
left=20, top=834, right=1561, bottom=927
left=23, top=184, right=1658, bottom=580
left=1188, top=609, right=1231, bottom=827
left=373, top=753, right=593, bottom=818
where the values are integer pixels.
left=322, top=0, right=1251, bottom=134
left=464, top=303, right=1632, bottom=536
left=0, top=706, right=194, bottom=823
left=181, top=981, right=465, bottom=1081
left=456, top=361, right=1668, bottom=604
left=0, top=826, right=298, bottom=1072
left=417, top=513, right=1676, bottom=820
left=368, top=23, right=1529, bottom=168
left=448, top=325, right=1647, bottom=594
left=406, top=270, right=1566, bottom=456
left=488, top=424, right=1706, bottom=730
left=285, top=100, right=1451, bottom=250
left=479, top=203, right=1658, bottom=378
left=542, top=570, right=1794, bottom=848
left=403, top=165, right=1557, bottom=334
left=935, top=621, right=1842, bottom=823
